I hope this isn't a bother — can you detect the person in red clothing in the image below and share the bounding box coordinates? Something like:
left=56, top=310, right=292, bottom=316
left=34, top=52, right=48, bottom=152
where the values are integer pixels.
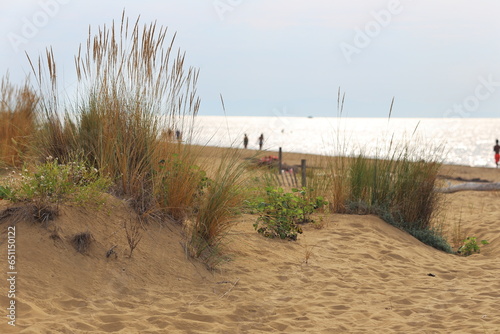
left=494, top=139, right=500, bottom=168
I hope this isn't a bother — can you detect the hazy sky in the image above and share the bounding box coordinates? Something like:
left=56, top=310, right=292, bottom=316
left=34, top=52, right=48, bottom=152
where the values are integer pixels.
left=1, top=0, right=500, bottom=118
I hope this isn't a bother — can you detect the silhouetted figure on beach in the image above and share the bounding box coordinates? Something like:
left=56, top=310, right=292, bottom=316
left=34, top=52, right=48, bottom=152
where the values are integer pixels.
left=258, top=133, right=264, bottom=150
left=166, top=128, right=173, bottom=140
left=494, top=139, right=500, bottom=168
left=243, top=134, right=249, bottom=149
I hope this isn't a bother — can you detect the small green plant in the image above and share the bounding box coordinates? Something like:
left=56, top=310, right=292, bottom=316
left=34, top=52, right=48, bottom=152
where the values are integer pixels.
left=458, top=237, right=489, bottom=256
left=0, top=185, right=12, bottom=199
left=252, top=187, right=327, bottom=240
left=7, top=157, right=111, bottom=206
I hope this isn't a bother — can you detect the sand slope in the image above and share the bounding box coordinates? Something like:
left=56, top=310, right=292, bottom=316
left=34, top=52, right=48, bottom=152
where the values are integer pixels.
left=1, top=166, right=500, bottom=333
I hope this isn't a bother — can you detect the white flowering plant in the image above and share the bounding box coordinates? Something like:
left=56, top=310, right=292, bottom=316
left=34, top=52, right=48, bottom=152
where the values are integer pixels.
left=6, top=157, right=111, bottom=206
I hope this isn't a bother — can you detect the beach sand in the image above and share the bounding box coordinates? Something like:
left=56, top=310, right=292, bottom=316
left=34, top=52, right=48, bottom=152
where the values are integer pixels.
left=1, top=149, right=500, bottom=333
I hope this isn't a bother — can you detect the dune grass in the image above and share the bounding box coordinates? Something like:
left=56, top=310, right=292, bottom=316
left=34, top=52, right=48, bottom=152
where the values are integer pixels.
left=24, top=14, right=201, bottom=216
left=186, top=149, right=248, bottom=267
left=0, top=75, right=38, bottom=167
left=300, top=93, right=451, bottom=252
left=311, top=137, right=450, bottom=252
left=71, top=14, right=200, bottom=201
left=0, top=13, right=248, bottom=266
left=153, top=143, right=209, bottom=221
left=344, top=147, right=442, bottom=229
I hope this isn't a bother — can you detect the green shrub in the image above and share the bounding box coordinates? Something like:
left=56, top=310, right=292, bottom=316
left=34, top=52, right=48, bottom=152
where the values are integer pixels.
left=7, top=157, right=111, bottom=206
left=252, top=187, right=327, bottom=240
left=407, top=228, right=453, bottom=254
left=458, top=237, right=489, bottom=256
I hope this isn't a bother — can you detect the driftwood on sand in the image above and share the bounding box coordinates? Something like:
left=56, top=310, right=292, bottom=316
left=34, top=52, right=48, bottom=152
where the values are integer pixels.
left=436, top=182, right=500, bottom=194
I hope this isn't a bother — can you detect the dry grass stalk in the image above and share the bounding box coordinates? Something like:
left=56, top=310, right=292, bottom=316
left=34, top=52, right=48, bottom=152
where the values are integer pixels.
left=153, top=143, right=203, bottom=222
left=450, top=210, right=468, bottom=250
left=303, top=244, right=316, bottom=264
left=32, top=202, right=59, bottom=225
left=125, top=218, right=144, bottom=257
left=218, top=278, right=240, bottom=299
left=191, top=150, right=247, bottom=252
left=71, top=232, right=93, bottom=254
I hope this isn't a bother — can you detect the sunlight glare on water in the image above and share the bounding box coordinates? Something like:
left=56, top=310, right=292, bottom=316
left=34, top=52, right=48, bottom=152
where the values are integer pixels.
left=190, top=117, right=500, bottom=168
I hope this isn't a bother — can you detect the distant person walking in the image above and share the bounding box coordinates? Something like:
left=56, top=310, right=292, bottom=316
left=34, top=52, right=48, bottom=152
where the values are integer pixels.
left=258, top=133, right=264, bottom=150
left=494, top=139, right=500, bottom=168
left=243, top=134, right=249, bottom=149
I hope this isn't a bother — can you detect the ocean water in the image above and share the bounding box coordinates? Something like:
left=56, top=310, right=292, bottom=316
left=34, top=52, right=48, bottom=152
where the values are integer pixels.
left=189, top=116, right=500, bottom=168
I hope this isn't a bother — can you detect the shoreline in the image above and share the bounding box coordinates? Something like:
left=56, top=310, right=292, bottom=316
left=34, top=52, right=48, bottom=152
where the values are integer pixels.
left=192, top=144, right=500, bottom=182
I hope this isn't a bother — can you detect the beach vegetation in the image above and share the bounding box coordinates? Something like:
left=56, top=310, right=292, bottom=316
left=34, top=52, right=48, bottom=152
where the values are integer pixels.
left=0, top=185, right=13, bottom=199
left=312, top=108, right=451, bottom=252
left=339, top=147, right=443, bottom=229
left=406, top=228, right=453, bottom=253
left=2, top=156, right=111, bottom=224
left=449, top=210, right=468, bottom=251
left=0, top=13, right=469, bottom=271
left=457, top=237, right=489, bottom=256
left=154, top=148, right=211, bottom=222
left=341, top=153, right=449, bottom=252
left=303, top=243, right=316, bottom=264
left=71, top=231, right=93, bottom=254
left=0, top=12, right=251, bottom=269
left=252, top=186, right=327, bottom=240
left=5, top=156, right=111, bottom=205
left=0, top=75, right=38, bottom=167
left=186, top=149, right=247, bottom=268
left=26, top=13, right=200, bottom=219
left=125, top=219, right=144, bottom=258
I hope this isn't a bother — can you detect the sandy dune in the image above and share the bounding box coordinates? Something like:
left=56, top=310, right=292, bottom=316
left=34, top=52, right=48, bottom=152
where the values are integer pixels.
left=1, top=159, right=500, bottom=333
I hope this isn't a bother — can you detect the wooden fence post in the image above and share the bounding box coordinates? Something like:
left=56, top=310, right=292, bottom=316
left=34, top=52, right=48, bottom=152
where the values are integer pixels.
left=301, top=159, right=306, bottom=188
left=278, top=147, right=282, bottom=174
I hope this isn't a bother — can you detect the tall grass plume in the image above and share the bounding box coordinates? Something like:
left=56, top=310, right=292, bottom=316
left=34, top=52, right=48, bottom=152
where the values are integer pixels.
left=0, top=75, right=38, bottom=167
